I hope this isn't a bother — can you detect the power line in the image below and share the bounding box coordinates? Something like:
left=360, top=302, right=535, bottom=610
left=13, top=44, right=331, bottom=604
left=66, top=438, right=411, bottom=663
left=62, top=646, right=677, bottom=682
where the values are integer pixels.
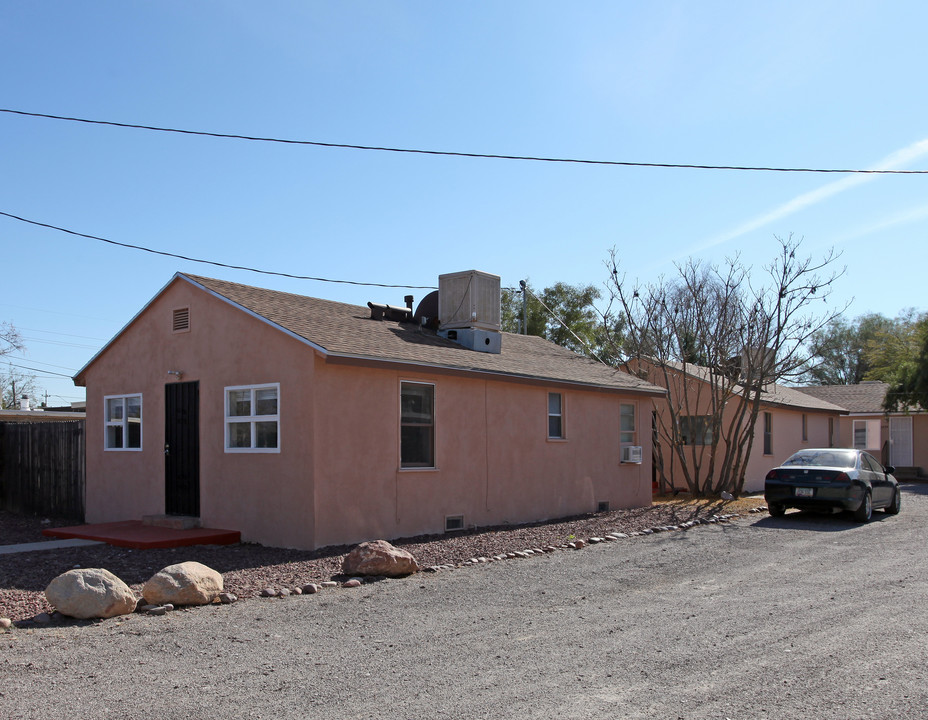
left=22, top=336, right=100, bottom=350
left=19, top=327, right=107, bottom=341
left=3, top=107, right=927, bottom=175
left=0, top=211, right=438, bottom=291
left=5, top=355, right=78, bottom=372
left=4, top=361, right=74, bottom=379
left=521, top=285, right=608, bottom=366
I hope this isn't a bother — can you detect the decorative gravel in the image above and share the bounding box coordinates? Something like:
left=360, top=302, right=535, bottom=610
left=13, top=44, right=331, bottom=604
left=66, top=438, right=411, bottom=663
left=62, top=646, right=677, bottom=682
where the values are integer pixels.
left=0, top=496, right=764, bottom=623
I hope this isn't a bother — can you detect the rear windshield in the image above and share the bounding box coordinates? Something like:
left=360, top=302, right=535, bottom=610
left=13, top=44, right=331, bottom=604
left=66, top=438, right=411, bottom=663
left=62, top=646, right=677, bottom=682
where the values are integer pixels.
left=782, top=450, right=857, bottom=468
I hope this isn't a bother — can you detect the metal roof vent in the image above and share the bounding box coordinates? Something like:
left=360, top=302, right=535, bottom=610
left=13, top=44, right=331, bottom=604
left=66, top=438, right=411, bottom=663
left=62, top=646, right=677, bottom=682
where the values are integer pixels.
left=368, top=295, right=414, bottom=322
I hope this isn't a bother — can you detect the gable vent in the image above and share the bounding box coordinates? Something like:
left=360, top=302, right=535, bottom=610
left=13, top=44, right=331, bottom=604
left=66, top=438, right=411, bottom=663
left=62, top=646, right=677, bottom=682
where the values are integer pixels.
left=172, top=307, right=190, bottom=333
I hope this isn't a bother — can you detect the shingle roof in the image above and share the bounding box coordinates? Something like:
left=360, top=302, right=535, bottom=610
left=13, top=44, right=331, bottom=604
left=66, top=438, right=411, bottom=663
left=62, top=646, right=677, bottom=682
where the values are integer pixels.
left=184, top=274, right=665, bottom=396
left=794, top=382, right=890, bottom=414
left=657, top=361, right=846, bottom=413
left=761, top=383, right=848, bottom=413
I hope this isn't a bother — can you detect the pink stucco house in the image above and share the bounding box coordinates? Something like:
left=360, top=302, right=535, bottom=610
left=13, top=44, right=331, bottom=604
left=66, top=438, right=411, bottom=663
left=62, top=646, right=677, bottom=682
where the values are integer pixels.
left=74, top=271, right=665, bottom=550
left=637, top=361, right=847, bottom=494
left=796, top=381, right=928, bottom=476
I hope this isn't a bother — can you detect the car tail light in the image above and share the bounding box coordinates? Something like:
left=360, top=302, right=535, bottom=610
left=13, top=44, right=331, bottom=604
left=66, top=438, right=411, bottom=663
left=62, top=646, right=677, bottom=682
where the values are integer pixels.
left=765, top=470, right=778, bottom=480
left=821, top=471, right=850, bottom=483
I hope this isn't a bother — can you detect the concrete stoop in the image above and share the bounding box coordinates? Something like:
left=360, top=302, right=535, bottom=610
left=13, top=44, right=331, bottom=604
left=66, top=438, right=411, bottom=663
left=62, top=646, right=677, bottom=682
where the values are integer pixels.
left=43, top=520, right=240, bottom=549
left=142, top=514, right=202, bottom=530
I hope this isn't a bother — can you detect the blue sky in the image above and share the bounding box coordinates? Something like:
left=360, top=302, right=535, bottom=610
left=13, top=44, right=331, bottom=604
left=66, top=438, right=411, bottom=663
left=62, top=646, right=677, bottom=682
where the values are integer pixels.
left=2, top=1, right=927, bottom=406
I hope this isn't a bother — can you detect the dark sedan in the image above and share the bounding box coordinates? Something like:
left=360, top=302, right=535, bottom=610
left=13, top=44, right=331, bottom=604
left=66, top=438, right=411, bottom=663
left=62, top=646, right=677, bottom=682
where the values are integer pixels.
left=764, top=448, right=901, bottom=522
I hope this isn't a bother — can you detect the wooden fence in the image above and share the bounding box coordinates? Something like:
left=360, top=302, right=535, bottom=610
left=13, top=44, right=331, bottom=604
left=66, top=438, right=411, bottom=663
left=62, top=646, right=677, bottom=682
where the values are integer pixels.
left=0, top=421, right=85, bottom=519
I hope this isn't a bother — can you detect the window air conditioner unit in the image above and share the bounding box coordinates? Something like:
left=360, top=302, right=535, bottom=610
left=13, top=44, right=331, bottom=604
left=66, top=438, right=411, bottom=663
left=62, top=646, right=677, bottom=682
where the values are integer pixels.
left=621, top=446, right=643, bottom=464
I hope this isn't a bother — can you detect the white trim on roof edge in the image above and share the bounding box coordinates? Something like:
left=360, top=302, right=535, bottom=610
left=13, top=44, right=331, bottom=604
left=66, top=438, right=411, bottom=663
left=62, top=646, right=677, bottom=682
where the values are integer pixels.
left=73, top=272, right=330, bottom=385
left=73, top=273, right=665, bottom=396
left=74, top=273, right=183, bottom=385
left=181, top=274, right=329, bottom=354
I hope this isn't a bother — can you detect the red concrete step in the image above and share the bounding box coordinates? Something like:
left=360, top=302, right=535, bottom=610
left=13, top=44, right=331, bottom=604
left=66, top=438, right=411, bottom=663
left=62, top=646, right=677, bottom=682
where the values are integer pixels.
left=43, top=520, right=241, bottom=549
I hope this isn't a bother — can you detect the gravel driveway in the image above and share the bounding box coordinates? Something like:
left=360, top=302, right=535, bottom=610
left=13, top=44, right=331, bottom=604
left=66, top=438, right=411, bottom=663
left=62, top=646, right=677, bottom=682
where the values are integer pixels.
left=3, top=486, right=926, bottom=719
left=0, top=497, right=761, bottom=621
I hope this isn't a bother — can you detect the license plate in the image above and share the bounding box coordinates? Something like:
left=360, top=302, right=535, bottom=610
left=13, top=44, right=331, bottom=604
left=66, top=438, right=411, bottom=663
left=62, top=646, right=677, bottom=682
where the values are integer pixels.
left=795, top=487, right=814, bottom=498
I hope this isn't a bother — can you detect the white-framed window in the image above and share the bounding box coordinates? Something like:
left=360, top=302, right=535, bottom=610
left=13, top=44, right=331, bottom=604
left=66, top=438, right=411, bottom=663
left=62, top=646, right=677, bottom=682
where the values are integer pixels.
left=401, top=381, right=435, bottom=468
left=548, top=392, right=564, bottom=439
left=225, top=383, right=280, bottom=452
left=853, top=419, right=880, bottom=450
left=679, top=415, right=713, bottom=446
left=763, top=412, right=773, bottom=455
left=104, top=394, right=142, bottom=450
left=802, top=414, right=808, bottom=442
left=620, top=402, right=637, bottom=445
left=853, top=420, right=866, bottom=448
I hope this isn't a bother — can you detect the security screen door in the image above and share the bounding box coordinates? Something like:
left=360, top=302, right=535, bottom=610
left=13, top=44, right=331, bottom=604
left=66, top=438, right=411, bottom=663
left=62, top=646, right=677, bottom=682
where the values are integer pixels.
left=165, top=381, right=200, bottom=516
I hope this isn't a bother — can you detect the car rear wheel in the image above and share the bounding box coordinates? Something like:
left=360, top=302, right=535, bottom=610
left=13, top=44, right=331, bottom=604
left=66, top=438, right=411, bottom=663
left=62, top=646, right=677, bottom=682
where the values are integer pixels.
left=853, top=492, right=872, bottom=523
left=885, top=488, right=901, bottom=515
left=768, top=502, right=785, bottom=517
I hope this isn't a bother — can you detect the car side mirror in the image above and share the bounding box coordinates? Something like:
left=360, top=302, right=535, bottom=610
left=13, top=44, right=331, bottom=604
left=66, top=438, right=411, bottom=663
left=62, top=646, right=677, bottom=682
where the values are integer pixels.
left=884, top=465, right=895, bottom=474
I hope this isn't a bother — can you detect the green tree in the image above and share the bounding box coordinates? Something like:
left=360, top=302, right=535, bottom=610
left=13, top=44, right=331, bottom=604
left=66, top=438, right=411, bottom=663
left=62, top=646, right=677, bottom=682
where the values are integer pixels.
left=876, top=312, right=928, bottom=411
left=502, top=280, right=623, bottom=361
left=805, top=313, right=894, bottom=384
left=863, top=309, right=927, bottom=383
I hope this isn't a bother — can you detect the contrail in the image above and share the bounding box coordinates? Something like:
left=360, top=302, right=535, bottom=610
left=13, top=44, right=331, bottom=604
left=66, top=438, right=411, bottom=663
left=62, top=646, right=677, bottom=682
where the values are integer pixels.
left=688, top=137, right=928, bottom=256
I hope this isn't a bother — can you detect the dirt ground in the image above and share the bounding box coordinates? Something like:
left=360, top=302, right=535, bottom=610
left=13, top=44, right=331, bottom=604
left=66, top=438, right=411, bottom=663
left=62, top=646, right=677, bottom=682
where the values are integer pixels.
left=0, top=494, right=766, bottom=622
left=2, top=487, right=924, bottom=720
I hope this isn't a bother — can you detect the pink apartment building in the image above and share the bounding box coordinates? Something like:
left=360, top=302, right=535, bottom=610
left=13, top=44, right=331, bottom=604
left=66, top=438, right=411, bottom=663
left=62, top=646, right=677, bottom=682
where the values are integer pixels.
left=75, top=271, right=665, bottom=550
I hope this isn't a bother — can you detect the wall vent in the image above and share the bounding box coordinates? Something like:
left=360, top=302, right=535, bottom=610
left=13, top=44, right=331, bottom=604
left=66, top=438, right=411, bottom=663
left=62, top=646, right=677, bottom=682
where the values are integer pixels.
left=172, top=307, right=190, bottom=333
left=445, top=515, right=465, bottom=532
left=597, top=501, right=610, bottom=513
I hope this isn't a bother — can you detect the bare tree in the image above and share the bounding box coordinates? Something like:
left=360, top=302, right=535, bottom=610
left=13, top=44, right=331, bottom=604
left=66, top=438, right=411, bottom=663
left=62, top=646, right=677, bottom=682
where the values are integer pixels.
left=606, top=235, right=845, bottom=497
left=1, top=322, right=44, bottom=409
left=1, top=321, right=23, bottom=358
left=1, top=364, right=44, bottom=409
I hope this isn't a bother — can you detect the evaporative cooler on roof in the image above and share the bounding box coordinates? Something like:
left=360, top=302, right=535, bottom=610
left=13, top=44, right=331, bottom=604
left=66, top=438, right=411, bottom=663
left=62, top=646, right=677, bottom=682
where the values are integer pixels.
left=438, top=270, right=501, bottom=332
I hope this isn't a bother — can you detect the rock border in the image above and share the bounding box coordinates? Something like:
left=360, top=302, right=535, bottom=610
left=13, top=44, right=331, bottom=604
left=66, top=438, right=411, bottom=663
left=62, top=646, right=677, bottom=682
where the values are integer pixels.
left=229, top=512, right=753, bottom=594
left=2, top=509, right=764, bottom=630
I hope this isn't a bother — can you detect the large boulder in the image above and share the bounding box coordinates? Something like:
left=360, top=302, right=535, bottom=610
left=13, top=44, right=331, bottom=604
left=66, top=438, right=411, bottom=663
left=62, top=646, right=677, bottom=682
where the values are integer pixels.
left=142, top=561, right=223, bottom=606
left=342, top=540, right=419, bottom=577
left=45, top=568, right=137, bottom=620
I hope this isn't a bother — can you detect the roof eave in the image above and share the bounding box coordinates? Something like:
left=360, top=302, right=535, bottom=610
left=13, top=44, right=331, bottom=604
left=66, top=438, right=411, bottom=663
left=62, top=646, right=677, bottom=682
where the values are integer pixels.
left=74, top=272, right=191, bottom=386
left=73, top=272, right=666, bottom=396
left=324, top=351, right=668, bottom=396
left=73, top=272, right=333, bottom=386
